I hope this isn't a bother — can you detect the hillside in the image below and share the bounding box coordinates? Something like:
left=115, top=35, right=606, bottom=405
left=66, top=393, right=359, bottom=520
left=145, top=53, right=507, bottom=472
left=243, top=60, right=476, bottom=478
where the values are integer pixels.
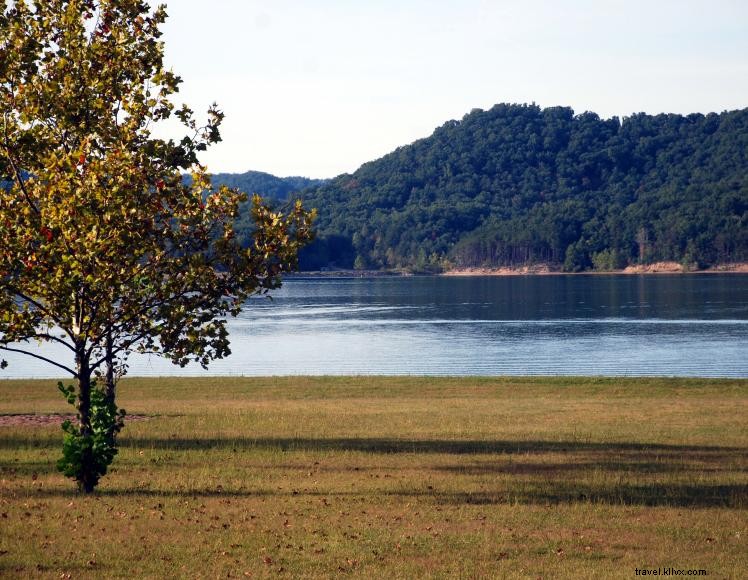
left=295, top=103, right=747, bottom=272
left=210, top=170, right=324, bottom=201
left=203, top=171, right=324, bottom=249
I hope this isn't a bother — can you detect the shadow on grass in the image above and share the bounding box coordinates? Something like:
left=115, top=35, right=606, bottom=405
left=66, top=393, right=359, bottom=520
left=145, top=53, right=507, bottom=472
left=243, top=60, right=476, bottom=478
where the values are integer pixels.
left=1, top=434, right=745, bottom=455
left=0, top=460, right=59, bottom=477
left=6, top=482, right=747, bottom=509
left=2, top=435, right=746, bottom=466
left=127, top=437, right=744, bottom=455
left=0, top=562, right=111, bottom=576
left=400, top=483, right=748, bottom=508
left=2, top=435, right=746, bottom=507
left=435, top=459, right=745, bottom=475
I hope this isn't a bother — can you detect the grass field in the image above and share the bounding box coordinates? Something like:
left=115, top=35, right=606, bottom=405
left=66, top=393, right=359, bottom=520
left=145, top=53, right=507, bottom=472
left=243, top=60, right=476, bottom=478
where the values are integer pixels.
left=0, top=376, right=746, bottom=578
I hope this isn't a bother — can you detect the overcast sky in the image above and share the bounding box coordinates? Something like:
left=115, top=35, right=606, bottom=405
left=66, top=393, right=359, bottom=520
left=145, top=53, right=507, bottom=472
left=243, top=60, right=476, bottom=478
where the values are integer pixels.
left=159, top=0, right=748, bottom=178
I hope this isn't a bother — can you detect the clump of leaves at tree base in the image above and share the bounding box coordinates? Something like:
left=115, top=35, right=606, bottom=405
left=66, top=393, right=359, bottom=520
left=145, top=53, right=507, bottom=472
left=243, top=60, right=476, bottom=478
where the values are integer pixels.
left=57, top=381, right=125, bottom=493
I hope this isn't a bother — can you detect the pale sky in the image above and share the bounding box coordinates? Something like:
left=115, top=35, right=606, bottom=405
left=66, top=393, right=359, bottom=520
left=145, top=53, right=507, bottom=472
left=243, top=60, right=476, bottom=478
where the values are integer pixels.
left=159, top=0, right=748, bottom=178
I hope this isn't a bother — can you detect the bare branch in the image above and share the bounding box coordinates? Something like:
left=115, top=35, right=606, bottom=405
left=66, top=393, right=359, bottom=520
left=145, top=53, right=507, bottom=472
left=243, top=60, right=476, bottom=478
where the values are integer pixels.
left=0, top=346, right=77, bottom=377
left=28, top=333, right=76, bottom=352
left=9, top=287, right=76, bottom=342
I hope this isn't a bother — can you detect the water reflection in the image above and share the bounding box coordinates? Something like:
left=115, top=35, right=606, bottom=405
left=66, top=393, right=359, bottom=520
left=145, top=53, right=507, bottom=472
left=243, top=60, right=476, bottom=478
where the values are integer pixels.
left=3, top=275, right=748, bottom=378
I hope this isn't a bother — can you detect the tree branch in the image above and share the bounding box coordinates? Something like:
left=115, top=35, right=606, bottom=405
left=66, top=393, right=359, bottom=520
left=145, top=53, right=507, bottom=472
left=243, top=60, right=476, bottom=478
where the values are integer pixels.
left=28, top=333, right=76, bottom=352
left=1, top=112, right=40, bottom=216
left=0, top=346, right=77, bottom=377
left=9, top=287, right=76, bottom=343
left=91, top=326, right=155, bottom=369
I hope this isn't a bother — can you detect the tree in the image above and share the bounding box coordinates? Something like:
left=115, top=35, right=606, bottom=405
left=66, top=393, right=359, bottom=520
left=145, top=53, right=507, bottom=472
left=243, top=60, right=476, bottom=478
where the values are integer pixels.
left=0, top=0, right=314, bottom=492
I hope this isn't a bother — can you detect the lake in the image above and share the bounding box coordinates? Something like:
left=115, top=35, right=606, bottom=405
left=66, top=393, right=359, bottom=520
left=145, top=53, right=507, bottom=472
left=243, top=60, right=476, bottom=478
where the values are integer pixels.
left=3, top=274, right=748, bottom=378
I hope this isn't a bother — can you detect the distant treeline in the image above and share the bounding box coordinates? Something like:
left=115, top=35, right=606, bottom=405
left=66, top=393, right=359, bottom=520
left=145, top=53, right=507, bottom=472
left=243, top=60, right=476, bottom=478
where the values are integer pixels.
left=292, top=103, right=747, bottom=272
left=204, top=171, right=324, bottom=248
left=210, top=170, right=325, bottom=202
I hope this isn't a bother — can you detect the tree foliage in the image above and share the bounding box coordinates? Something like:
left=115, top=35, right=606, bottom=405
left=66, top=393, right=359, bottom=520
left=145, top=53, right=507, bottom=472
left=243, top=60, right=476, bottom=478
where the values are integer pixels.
left=0, top=0, right=313, bottom=491
left=205, top=171, right=324, bottom=248
left=298, top=104, right=747, bottom=271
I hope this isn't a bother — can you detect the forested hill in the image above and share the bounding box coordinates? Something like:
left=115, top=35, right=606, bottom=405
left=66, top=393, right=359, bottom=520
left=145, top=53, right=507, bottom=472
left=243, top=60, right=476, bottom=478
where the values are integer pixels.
left=211, top=170, right=324, bottom=201
left=296, top=103, right=747, bottom=272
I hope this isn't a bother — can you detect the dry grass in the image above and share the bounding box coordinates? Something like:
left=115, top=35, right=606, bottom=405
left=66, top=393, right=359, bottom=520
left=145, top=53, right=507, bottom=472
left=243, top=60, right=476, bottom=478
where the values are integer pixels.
left=0, top=376, right=746, bottom=578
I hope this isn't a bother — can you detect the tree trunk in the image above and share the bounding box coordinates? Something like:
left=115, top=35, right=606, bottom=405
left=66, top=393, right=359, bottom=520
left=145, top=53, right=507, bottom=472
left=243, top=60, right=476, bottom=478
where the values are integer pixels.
left=104, top=328, right=115, bottom=406
left=103, top=326, right=120, bottom=449
left=75, top=345, right=96, bottom=493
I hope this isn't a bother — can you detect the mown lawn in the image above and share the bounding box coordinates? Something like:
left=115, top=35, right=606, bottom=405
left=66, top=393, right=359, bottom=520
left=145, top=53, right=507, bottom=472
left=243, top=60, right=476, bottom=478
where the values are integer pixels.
left=0, top=376, right=746, bottom=578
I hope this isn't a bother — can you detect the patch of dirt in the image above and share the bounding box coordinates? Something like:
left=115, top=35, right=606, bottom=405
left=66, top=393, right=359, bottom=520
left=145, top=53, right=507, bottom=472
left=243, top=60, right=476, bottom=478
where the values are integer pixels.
left=444, top=264, right=562, bottom=276
left=0, top=414, right=152, bottom=427
left=705, top=262, right=748, bottom=273
left=622, top=261, right=684, bottom=273
left=445, top=262, right=748, bottom=276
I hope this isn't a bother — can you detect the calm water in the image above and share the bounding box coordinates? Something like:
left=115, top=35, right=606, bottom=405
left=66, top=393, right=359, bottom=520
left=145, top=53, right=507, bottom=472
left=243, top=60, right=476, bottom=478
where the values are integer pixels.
left=3, top=274, right=748, bottom=378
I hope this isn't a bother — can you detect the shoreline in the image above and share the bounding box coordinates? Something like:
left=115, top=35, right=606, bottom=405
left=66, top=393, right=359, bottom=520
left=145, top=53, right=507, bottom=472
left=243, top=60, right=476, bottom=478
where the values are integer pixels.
left=443, top=261, right=748, bottom=276
left=292, top=261, right=748, bottom=278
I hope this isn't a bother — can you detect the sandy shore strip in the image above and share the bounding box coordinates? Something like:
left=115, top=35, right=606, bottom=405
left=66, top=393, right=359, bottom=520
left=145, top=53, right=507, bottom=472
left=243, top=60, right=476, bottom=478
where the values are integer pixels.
left=444, top=262, right=748, bottom=276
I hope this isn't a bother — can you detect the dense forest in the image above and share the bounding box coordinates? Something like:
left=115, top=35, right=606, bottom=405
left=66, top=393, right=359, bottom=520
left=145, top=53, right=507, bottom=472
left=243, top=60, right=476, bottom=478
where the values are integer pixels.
left=291, top=104, right=747, bottom=272
left=198, top=171, right=323, bottom=248
left=210, top=170, right=324, bottom=201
